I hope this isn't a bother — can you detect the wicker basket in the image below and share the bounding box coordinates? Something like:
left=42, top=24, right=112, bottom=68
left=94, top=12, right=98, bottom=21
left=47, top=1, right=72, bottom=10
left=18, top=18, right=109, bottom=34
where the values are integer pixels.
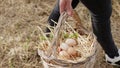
left=38, top=11, right=97, bottom=68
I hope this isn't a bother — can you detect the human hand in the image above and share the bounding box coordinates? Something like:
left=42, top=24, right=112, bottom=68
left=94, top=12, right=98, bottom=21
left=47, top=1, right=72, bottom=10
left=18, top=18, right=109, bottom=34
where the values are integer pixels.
left=59, top=0, right=73, bottom=16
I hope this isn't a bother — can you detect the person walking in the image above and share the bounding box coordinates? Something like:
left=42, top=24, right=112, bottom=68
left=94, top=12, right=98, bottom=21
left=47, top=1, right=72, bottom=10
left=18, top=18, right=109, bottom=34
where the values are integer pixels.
left=46, top=0, right=120, bottom=66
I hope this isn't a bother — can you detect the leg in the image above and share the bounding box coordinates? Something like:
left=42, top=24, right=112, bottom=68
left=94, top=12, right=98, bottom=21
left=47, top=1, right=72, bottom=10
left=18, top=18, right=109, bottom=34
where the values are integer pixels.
left=46, top=0, right=79, bottom=32
left=80, top=0, right=119, bottom=58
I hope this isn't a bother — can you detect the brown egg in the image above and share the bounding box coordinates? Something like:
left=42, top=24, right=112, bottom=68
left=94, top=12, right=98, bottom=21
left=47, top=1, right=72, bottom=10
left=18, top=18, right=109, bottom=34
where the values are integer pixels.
left=65, top=38, right=77, bottom=47
left=67, top=47, right=77, bottom=57
left=57, top=47, right=62, bottom=53
left=59, top=51, right=70, bottom=60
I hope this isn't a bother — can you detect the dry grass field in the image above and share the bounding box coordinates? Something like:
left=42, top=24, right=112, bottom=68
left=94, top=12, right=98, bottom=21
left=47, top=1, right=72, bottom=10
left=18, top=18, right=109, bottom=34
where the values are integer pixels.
left=0, top=0, right=120, bottom=68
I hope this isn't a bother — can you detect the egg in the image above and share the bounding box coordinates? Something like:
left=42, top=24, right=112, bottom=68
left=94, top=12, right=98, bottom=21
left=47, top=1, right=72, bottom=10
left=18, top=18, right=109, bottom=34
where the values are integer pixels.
left=60, top=43, right=69, bottom=51
left=65, top=38, right=77, bottom=47
left=59, top=51, right=70, bottom=60
left=57, top=47, right=62, bottom=53
left=67, top=47, right=77, bottom=57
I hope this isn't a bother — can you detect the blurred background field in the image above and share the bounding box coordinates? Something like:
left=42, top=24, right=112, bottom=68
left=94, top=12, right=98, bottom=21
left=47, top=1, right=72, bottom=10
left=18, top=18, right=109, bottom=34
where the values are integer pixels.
left=0, top=0, right=120, bottom=68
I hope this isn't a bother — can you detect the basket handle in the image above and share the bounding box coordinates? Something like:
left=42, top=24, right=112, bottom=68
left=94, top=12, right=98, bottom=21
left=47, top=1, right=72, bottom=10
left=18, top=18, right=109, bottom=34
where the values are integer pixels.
left=46, top=12, right=68, bottom=57
left=52, top=12, right=68, bottom=57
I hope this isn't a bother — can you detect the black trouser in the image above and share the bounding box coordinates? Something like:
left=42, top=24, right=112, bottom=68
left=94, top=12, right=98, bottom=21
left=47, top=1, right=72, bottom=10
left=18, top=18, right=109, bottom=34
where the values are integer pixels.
left=47, top=0, right=119, bottom=58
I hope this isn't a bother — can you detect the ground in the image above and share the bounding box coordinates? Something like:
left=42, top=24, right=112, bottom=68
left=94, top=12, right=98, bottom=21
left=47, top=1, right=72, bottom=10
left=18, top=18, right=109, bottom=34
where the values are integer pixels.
left=0, top=0, right=120, bottom=68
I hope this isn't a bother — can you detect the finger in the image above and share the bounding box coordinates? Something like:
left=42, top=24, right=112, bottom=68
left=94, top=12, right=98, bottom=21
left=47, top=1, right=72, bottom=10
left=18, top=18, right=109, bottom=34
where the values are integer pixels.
left=66, top=0, right=73, bottom=16
left=59, top=0, right=66, bottom=14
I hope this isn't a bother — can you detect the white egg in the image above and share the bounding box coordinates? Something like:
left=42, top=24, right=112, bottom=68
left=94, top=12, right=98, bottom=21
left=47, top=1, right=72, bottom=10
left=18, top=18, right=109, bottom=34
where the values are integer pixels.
left=65, top=38, right=77, bottom=47
left=60, top=43, right=69, bottom=51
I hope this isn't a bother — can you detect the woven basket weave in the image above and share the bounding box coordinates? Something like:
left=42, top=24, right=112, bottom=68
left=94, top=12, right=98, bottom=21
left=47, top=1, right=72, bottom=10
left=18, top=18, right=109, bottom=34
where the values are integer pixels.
left=38, top=10, right=97, bottom=68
